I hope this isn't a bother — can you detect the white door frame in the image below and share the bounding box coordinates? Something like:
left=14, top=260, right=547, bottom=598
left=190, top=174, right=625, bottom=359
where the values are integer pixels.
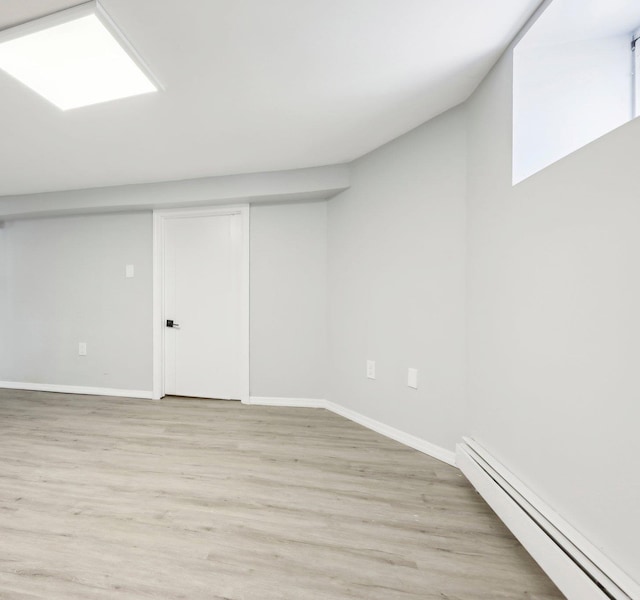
left=152, top=205, right=250, bottom=401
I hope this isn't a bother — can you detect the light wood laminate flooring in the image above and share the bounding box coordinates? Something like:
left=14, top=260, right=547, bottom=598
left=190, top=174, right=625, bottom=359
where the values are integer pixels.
left=0, top=390, right=564, bottom=599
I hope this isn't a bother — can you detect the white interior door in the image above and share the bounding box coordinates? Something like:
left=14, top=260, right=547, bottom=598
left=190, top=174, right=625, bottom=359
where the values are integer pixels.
left=162, top=212, right=243, bottom=399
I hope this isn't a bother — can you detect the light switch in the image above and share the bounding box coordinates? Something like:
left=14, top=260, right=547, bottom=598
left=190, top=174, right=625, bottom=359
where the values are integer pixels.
left=366, top=360, right=376, bottom=379
left=408, top=368, right=418, bottom=389
left=125, top=264, right=135, bottom=278
left=79, top=342, right=87, bottom=356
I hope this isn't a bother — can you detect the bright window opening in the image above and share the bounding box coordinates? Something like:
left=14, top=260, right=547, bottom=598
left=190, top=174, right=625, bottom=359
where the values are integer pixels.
left=634, top=32, right=640, bottom=117
left=513, top=0, right=640, bottom=184
left=0, top=2, right=158, bottom=110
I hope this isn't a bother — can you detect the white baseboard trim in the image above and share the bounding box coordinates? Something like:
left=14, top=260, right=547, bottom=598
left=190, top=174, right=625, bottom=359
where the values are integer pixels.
left=246, top=396, right=326, bottom=408
left=0, top=381, right=153, bottom=400
left=246, top=396, right=456, bottom=466
left=457, top=438, right=637, bottom=600
left=325, top=401, right=456, bottom=466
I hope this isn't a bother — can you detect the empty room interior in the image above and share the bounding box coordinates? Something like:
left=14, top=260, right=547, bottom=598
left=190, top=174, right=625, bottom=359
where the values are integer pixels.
left=0, top=0, right=638, bottom=599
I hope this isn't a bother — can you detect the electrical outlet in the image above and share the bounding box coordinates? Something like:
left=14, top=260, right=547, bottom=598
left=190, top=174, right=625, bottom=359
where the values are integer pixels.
left=366, top=360, right=376, bottom=379
left=78, top=342, right=87, bottom=356
left=408, top=368, right=418, bottom=389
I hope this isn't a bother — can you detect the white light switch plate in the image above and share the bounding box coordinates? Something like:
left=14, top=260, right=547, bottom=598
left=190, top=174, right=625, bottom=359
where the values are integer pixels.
left=125, top=264, right=135, bottom=278
left=408, top=368, right=418, bottom=389
left=366, top=360, right=376, bottom=379
left=78, top=342, right=87, bottom=356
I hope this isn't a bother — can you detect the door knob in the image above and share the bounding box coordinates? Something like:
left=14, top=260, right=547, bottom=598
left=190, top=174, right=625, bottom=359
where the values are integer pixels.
left=166, top=319, right=180, bottom=328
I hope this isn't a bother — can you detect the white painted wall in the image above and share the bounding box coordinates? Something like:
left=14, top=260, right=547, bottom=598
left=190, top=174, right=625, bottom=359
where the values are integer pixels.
left=513, top=34, right=632, bottom=183
left=250, top=202, right=327, bottom=399
left=0, top=225, right=8, bottom=372
left=467, top=47, right=640, bottom=585
left=0, top=203, right=329, bottom=400
left=0, top=213, right=153, bottom=391
left=326, top=107, right=467, bottom=453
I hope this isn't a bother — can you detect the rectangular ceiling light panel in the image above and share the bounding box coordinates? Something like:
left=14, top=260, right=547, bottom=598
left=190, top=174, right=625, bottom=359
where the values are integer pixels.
left=0, top=1, right=158, bottom=110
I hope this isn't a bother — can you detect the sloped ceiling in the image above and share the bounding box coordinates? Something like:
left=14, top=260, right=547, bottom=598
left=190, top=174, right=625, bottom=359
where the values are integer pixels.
left=0, top=0, right=541, bottom=197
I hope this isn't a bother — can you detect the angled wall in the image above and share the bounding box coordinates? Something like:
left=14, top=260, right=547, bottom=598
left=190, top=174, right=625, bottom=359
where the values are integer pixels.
left=325, top=13, right=640, bottom=586
left=327, top=106, right=468, bottom=454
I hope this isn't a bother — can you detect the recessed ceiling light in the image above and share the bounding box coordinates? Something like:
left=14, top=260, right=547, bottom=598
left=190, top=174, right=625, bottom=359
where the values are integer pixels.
left=0, top=1, right=159, bottom=110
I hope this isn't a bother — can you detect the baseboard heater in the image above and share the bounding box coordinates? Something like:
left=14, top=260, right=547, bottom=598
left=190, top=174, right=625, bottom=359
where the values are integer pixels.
left=457, top=439, right=638, bottom=600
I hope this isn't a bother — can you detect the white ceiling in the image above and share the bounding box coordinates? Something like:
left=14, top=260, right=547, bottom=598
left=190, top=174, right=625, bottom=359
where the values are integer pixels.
left=0, top=1, right=86, bottom=30
left=0, top=0, right=541, bottom=197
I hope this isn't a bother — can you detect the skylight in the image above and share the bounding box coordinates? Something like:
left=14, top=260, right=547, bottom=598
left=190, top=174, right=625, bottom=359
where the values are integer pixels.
left=0, top=2, right=158, bottom=110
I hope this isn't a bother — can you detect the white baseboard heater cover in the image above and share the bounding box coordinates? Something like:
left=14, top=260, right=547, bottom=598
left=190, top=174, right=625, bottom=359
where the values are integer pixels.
left=457, top=438, right=638, bottom=600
